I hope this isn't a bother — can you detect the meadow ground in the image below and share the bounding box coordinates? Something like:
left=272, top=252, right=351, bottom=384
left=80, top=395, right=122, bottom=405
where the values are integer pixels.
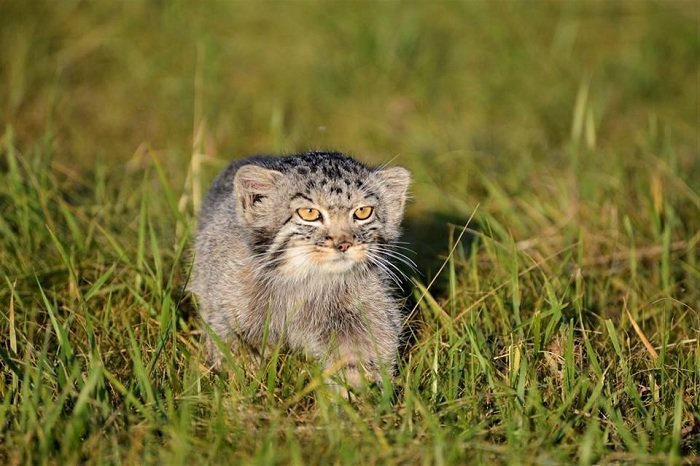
left=0, top=1, right=699, bottom=464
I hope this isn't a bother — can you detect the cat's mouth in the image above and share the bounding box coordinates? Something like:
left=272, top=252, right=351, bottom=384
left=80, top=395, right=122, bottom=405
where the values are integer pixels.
left=277, top=240, right=368, bottom=278
left=311, top=245, right=366, bottom=272
left=275, top=242, right=367, bottom=276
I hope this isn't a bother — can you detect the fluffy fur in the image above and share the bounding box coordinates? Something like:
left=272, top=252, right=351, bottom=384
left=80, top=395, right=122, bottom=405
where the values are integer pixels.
left=189, top=151, right=411, bottom=389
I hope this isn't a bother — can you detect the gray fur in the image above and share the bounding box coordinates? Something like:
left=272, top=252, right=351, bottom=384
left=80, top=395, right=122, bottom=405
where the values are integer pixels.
left=189, top=151, right=411, bottom=388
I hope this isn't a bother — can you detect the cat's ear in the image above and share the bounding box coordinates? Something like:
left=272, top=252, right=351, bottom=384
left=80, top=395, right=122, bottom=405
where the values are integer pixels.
left=375, top=166, right=411, bottom=225
left=233, top=164, right=283, bottom=221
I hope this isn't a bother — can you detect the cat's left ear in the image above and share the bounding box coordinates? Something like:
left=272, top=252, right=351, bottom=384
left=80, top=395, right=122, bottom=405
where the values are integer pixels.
left=234, top=164, right=284, bottom=223
left=375, top=166, right=411, bottom=222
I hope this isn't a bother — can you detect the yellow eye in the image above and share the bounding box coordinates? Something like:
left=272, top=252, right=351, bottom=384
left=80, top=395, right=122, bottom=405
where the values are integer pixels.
left=297, top=208, right=322, bottom=221
left=353, top=206, right=374, bottom=220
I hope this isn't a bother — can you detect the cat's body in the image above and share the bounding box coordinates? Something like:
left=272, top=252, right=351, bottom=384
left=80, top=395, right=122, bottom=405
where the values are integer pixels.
left=189, top=151, right=410, bottom=387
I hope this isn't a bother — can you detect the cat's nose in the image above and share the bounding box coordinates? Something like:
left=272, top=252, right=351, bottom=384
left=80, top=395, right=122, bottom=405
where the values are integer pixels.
left=336, top=241, right=353, bottom=252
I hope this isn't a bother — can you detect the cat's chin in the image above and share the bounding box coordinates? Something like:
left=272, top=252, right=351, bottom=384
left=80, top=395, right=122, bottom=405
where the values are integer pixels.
left=300, top=256, right=360, bottom=276
left=276, top=249, right=362, bottom=278
left=317, top=258, right=358, bottom=274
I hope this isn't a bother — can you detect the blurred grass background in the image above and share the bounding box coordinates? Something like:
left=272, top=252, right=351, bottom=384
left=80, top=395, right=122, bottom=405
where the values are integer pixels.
left=0, top=1, right=699, bottom=464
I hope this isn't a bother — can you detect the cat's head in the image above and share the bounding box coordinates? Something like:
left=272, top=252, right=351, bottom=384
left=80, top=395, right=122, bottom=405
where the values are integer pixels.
left=233, top=153, right=410, bottom=278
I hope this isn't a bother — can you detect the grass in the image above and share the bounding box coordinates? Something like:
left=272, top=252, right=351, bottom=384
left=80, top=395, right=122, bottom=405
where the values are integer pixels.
left=1, top=1, right=699, bottom=464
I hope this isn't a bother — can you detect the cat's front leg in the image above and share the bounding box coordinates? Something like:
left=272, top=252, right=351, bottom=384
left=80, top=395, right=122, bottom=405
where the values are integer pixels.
left=322, top=336, right=395, bottom=399
left=202, top=329, right=245, bottom=371
left=200, top=302, right=246, bottom=371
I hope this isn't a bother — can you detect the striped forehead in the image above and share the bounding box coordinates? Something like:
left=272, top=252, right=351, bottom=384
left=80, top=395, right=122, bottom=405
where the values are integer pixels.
left=292, top=177, right=378, bottom=209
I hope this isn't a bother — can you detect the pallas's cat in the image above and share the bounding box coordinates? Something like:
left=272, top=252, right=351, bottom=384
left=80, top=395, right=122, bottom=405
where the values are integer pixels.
left=189, top=151, right=411, bottom=390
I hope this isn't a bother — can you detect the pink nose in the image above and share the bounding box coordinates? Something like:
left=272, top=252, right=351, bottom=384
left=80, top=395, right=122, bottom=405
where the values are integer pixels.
left=336, top=241, right=353, bottom=252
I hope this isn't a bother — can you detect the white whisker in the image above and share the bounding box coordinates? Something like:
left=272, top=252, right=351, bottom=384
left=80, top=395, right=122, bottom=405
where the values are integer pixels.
left=365, top=251, right=404, bottom=288
left=368, top=246, right=419, bottom=272
left=370, top=247, right=418, bottom=267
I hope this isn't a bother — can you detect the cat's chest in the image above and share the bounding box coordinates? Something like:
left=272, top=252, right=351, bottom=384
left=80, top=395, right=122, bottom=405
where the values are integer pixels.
left=265, top=280, right=349, bottom=317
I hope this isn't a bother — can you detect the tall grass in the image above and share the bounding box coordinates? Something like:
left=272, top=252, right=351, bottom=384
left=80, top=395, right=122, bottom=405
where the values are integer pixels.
left=1, top=1, right=698, bottom=464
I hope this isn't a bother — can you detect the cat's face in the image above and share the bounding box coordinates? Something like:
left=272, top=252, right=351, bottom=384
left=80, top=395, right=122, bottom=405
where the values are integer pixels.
left=233, top=155, right=410, bottom=279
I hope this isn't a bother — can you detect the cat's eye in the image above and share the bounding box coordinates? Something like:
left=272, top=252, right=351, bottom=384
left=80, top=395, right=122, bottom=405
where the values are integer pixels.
left=297, top=208, right=322, bottom=222
left=353, top=206, right=374, bottom=221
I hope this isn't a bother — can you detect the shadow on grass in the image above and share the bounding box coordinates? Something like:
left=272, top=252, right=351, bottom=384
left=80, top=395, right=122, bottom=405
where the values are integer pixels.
left=402, top=210, right=479, bottom=282
left=397, top=210, right=480, bottom=360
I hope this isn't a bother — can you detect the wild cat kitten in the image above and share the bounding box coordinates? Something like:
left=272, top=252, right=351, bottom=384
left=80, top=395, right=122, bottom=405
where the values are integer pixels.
left=189, top=151, right=411, bottom=390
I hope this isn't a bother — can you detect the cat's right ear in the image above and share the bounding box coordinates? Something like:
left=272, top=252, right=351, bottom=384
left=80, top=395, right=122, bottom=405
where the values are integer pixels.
left=233, top=165, right=283, bottom=222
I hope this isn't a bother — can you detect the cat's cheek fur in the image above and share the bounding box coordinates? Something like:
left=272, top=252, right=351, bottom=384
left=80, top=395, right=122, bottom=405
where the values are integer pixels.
left=277, top=248, right=318, bottom=279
